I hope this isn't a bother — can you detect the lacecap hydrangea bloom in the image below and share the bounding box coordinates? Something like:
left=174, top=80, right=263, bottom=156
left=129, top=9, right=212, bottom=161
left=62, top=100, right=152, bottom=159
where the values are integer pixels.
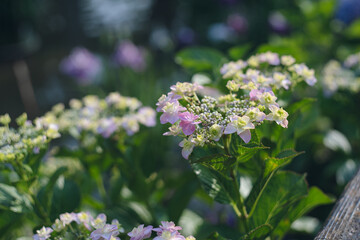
left=157, top=52, right=316, bottom=159
left=33, top=212, right=195, bottom=240
left=322, top=53, right=360, bottom=95
left=36, top=92, right=156, bottom=141
left=0, top=113, right=60, bottom=163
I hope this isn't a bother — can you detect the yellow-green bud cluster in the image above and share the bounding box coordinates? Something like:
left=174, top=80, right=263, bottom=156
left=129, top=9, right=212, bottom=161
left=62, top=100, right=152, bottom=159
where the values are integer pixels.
left=0, top=113, right=60, bottom=163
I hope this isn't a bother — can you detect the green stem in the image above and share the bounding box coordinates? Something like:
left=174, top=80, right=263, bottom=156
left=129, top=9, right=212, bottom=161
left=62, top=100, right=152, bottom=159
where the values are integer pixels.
left=230, top=163, right=249, bottom=233
left=223, top=135, right=232, bottom=155
left=96, top=174, right=108, bottom=203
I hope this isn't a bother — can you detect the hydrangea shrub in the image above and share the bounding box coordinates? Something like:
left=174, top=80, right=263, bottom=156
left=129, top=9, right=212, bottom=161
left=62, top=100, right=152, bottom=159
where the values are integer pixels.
left=158, top=49, right=333, bottom=239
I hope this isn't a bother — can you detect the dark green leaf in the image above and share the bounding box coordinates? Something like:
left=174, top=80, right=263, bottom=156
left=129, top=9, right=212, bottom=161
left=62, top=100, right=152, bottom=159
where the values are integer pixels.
left=272, top=187, right=334, bottom=238
left=37, top=167, right=68, bottom=212
left=264, top=149, right=302, bottom=176
left=50, top=179, right=81, bottom=221
left=246, top=150, right=302, bottom=216
left=248, top=171, right=308, bottom=231
left=192, top=163, right=239, bottom=204
left=229, top=130, right=268, bottom=163
left=241, top=224, right=273, bottom=240
left=189, top=145, right=233, bottom=173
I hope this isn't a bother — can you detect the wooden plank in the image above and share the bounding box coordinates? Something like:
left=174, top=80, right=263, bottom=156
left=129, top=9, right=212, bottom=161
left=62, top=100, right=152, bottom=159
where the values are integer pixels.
left=315, top=168, right=360, bottom=240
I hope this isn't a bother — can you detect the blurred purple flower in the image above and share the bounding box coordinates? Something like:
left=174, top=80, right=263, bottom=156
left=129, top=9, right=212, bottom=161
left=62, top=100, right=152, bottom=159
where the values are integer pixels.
left=137, top=107, right=156, bottom=127
left=269, top=12, right=290, bottom=35
left=33, top=147, right=40, bottom=154
left=60, top=47, right=101, bottom=85
left=114, top=41, right=146, bottom=72
left=177, top=27, right=196, bottom=46
left=97, top=118, right=118, bottom=138
left=227, top=14, right=248, bottom=34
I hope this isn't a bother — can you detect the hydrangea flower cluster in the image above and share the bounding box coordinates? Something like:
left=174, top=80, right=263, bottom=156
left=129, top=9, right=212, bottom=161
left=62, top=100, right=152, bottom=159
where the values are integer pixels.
left=33, top=212, right=123, bottom=240
left=220, top=51, right=317, bottom=90
left=33, top=212, right=195, bottom=240
left=157, top=84, right=285, bottom=159
left=157, top=52, right=316, bottom=159
left=0, top=113, right=60, bottom=162
left=322, top=56, right=360, bottom=95
left=36, top=92, right=156, bottom=141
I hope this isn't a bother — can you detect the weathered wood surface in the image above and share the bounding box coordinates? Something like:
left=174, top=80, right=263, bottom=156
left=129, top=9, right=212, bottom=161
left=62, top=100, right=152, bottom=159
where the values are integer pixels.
left=315, top=168, right=360, bottom=240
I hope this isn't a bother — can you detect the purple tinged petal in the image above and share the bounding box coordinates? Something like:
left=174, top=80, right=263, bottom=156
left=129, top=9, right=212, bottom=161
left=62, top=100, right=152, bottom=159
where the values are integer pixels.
left=281, top=119, right=288, bottom=128
left=239, top=129, right=251, bottom=143
left=224, top=123, right=237, bottom=134
left=249, top=89, right=262, bottom=101
left=180, top=122, right=196, bottom=135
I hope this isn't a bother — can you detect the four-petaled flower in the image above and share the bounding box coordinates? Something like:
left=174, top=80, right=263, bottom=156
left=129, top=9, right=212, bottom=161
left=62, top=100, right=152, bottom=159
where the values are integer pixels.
left=33, top=227, right=53, bottom=240
left=178, top=112, right=201, bottom=135
left=127, top=224, right=153, bottom=240
left=153, top=221, right=182, bottom=235
left=90, top=224, right=120, bottom=240
left=245, top=107, right=266, bottom=122
left=224, top=116, right=255, bottom=143
left=92, top=213, right=107, bottom=229
left=179, top=138, right=195, bottom=159
left=160, top=101, right=186, bottom=124
left=266, top=105, right=289, bottom=128
left=156, top=94, right=181, bottom=112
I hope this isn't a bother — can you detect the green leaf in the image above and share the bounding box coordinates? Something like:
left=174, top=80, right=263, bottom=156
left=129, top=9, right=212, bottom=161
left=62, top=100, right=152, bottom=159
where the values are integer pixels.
left=192, top=163, right=239, bottom=204
left=241, top=224, right=273, bottom=240
left=272, top=186, right=334, bottom=238
left=228, top=44, right=252, bottom=60
left=189, top=145, right=233, bottom=173
left=37, top=167, right=68, bottom=212
left=248, top=171, right=308, bottom=231
left=175, top=47, right=227, bottom=72
left=264, top=149, right=302, bottom=177
left=246, top=150, right=302, bottom=217
left=50, top=179, right=81, bottom=221
left=345, top=19, right=360, bottom=39
left=230, top=133, right=268, bottom=164
left=0, top=183, right=32, bottom=213
left=286, top=98, right=316, bottom=115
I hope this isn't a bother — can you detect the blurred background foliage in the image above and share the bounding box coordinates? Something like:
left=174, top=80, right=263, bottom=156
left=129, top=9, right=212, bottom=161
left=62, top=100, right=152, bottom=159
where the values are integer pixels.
left=1, top=0, right=360, bottom=239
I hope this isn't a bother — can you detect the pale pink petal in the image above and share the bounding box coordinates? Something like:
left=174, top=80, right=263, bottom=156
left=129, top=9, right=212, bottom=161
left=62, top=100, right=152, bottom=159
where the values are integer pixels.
left=180, top=123, right=196, bottom=135
left=280, top=119, right=288, bottom=128
left=182, top=146, right=193, bottom=159
left=239, top=129, right=251, bottom=143
left=257, top=112, right=266, bottom=122
left=224, top=123, right=237, bottom=134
